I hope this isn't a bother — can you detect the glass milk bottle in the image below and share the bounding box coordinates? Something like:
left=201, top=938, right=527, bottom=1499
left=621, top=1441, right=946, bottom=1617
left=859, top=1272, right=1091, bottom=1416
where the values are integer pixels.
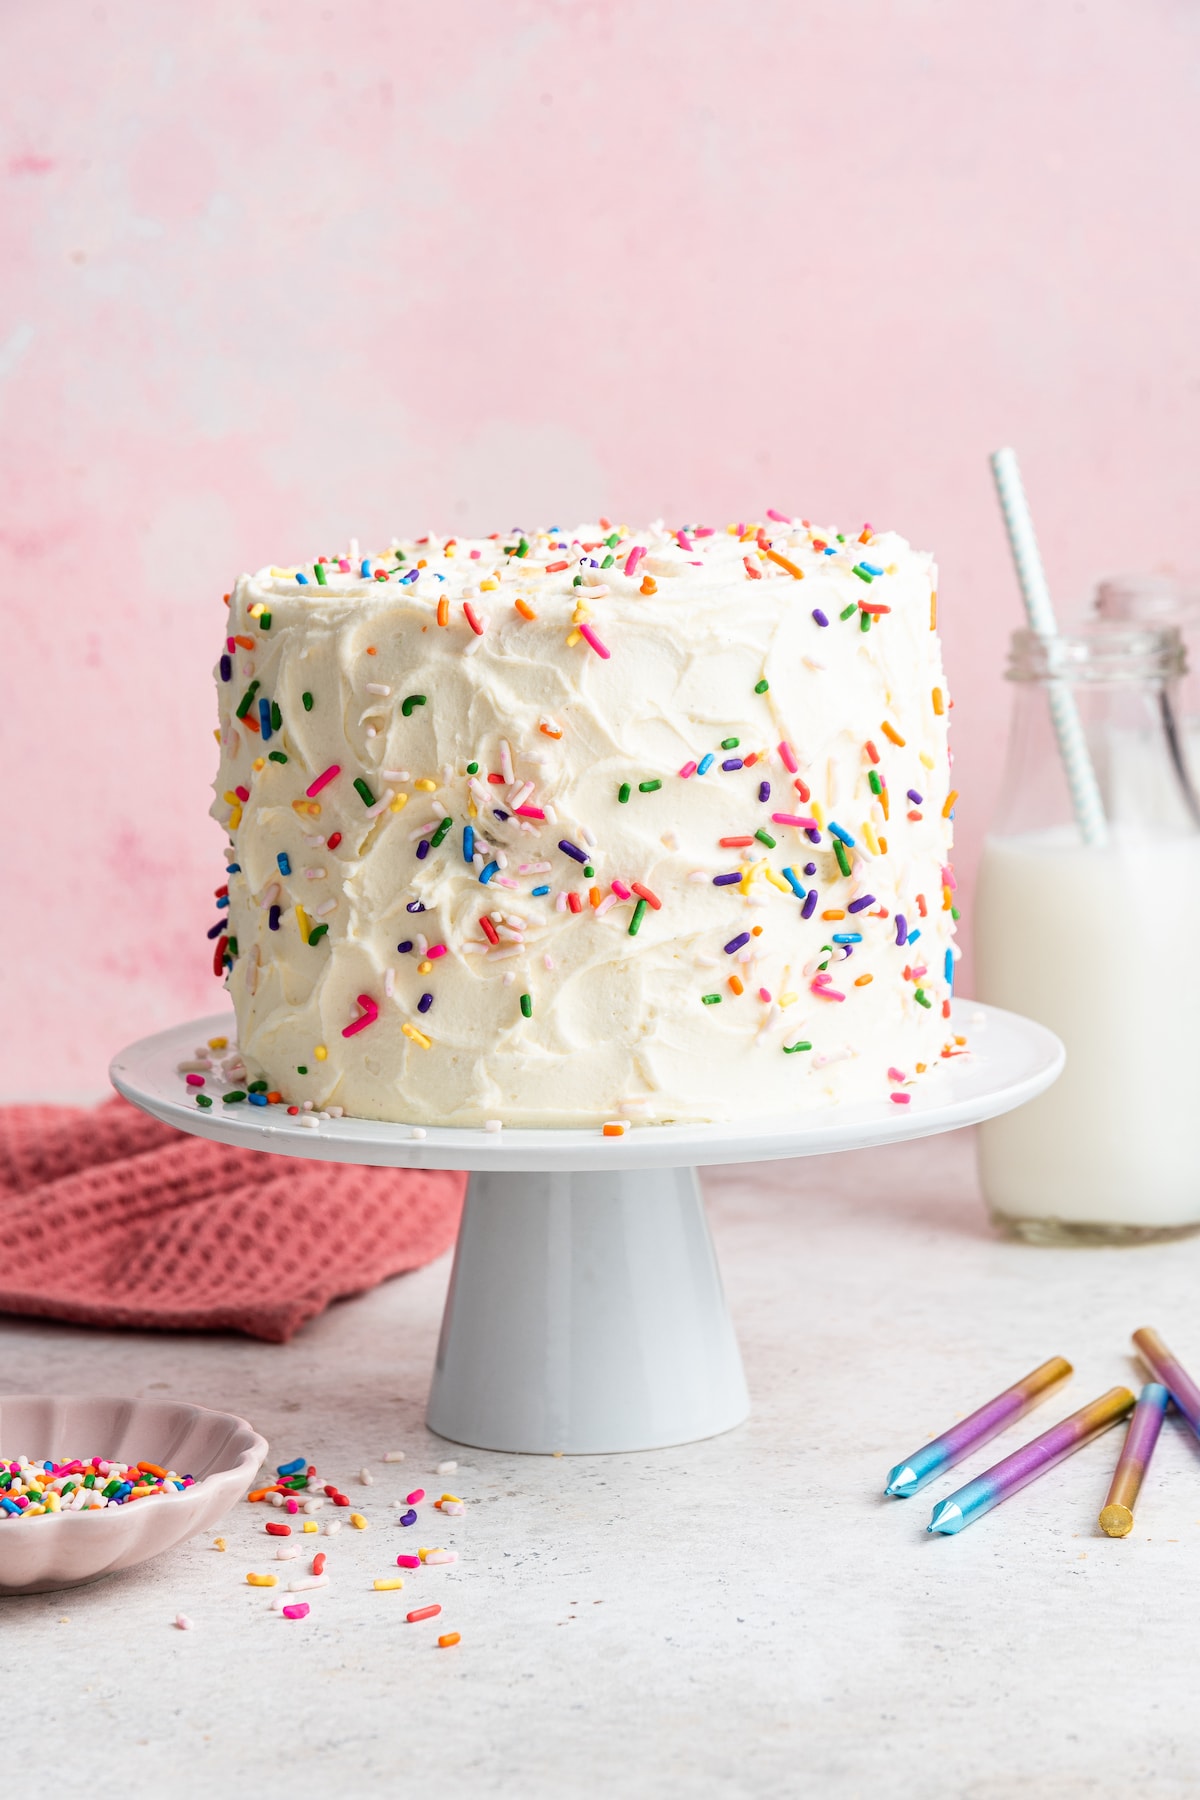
left=1095, top=574, right=1200, bottom=789
left=975, top=622, right=1200, bottom=1243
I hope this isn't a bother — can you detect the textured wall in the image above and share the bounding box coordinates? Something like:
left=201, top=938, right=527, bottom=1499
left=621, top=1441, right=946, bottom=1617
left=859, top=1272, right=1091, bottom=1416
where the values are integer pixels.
left=3, top=0, right=1197, bottom=1097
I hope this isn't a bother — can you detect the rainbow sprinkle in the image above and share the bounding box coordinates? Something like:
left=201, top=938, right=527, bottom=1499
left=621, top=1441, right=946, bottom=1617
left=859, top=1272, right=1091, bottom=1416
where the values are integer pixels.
left=0, top=1456, right=195, bottom=1517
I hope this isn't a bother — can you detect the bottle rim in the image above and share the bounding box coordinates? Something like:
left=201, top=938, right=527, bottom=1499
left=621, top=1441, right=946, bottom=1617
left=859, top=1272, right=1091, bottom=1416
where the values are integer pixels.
left=1095, top=572, right=1200, bottom=625
left=1006, top=622, right=1186, bottom=684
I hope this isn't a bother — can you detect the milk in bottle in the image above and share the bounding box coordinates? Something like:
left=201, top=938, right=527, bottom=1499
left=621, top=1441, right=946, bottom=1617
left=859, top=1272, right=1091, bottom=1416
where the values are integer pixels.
left=975, top=624, right=1200, bottom=1242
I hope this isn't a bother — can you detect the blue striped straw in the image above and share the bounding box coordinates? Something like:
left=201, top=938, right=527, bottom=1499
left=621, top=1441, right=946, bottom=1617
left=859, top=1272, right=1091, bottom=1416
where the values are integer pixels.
left=990, top=448, right=1108, bottom=847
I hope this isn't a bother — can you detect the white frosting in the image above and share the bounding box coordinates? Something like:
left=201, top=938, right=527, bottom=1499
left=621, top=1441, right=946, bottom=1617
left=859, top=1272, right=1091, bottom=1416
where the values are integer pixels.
left=211, top=520, right=958, bottom=1126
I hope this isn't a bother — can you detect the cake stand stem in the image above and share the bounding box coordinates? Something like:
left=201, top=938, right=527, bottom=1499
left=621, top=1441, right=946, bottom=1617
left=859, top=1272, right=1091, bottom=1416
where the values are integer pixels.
left=425, top=1164, right=750, bottom=1455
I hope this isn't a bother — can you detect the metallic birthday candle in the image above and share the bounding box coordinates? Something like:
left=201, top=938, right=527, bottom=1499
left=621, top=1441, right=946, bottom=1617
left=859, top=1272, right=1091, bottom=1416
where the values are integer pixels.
left=1132, top=1327, right=1200, bottom=1436
left=1099, top=1383, right=1169, bottom=1537
left=927, top=1385, right=1135, bottom=1534
left=885, top=1355, right=1073, bottom=1497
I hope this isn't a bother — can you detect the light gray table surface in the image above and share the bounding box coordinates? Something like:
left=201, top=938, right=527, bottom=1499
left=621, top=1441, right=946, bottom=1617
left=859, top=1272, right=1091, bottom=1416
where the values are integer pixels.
left=2, top=1126, right=1197, bottom=1798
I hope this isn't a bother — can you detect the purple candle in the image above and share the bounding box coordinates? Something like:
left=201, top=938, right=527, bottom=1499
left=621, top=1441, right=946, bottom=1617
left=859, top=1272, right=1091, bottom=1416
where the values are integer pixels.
left=886, top=1355, right=1072, bottom=1498
left=928, top=1386, right=1135, bottom=1534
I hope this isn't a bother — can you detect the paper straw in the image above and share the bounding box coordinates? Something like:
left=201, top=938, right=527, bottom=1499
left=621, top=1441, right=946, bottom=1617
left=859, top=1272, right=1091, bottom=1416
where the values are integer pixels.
left=990, top=447, right=1108, bottom=846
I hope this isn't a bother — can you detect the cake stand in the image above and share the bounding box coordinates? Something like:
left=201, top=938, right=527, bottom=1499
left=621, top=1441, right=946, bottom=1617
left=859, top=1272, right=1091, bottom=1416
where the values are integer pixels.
left=110, top=1002, right=1062, bottom=1456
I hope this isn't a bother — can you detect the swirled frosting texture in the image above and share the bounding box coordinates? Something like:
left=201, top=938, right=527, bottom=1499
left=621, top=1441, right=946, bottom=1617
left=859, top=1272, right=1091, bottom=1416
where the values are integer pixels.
left=212, top=521, right=957, bottom=1126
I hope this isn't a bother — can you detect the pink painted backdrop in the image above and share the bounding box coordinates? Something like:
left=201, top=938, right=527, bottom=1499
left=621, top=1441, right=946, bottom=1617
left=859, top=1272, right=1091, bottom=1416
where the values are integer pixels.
left=3, top=0, right=1197, bottom=1097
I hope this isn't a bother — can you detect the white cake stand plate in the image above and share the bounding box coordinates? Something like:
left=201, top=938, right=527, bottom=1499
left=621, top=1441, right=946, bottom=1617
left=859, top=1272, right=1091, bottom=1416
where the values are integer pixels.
left=111, top=1002, right=1062, bottom=1456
